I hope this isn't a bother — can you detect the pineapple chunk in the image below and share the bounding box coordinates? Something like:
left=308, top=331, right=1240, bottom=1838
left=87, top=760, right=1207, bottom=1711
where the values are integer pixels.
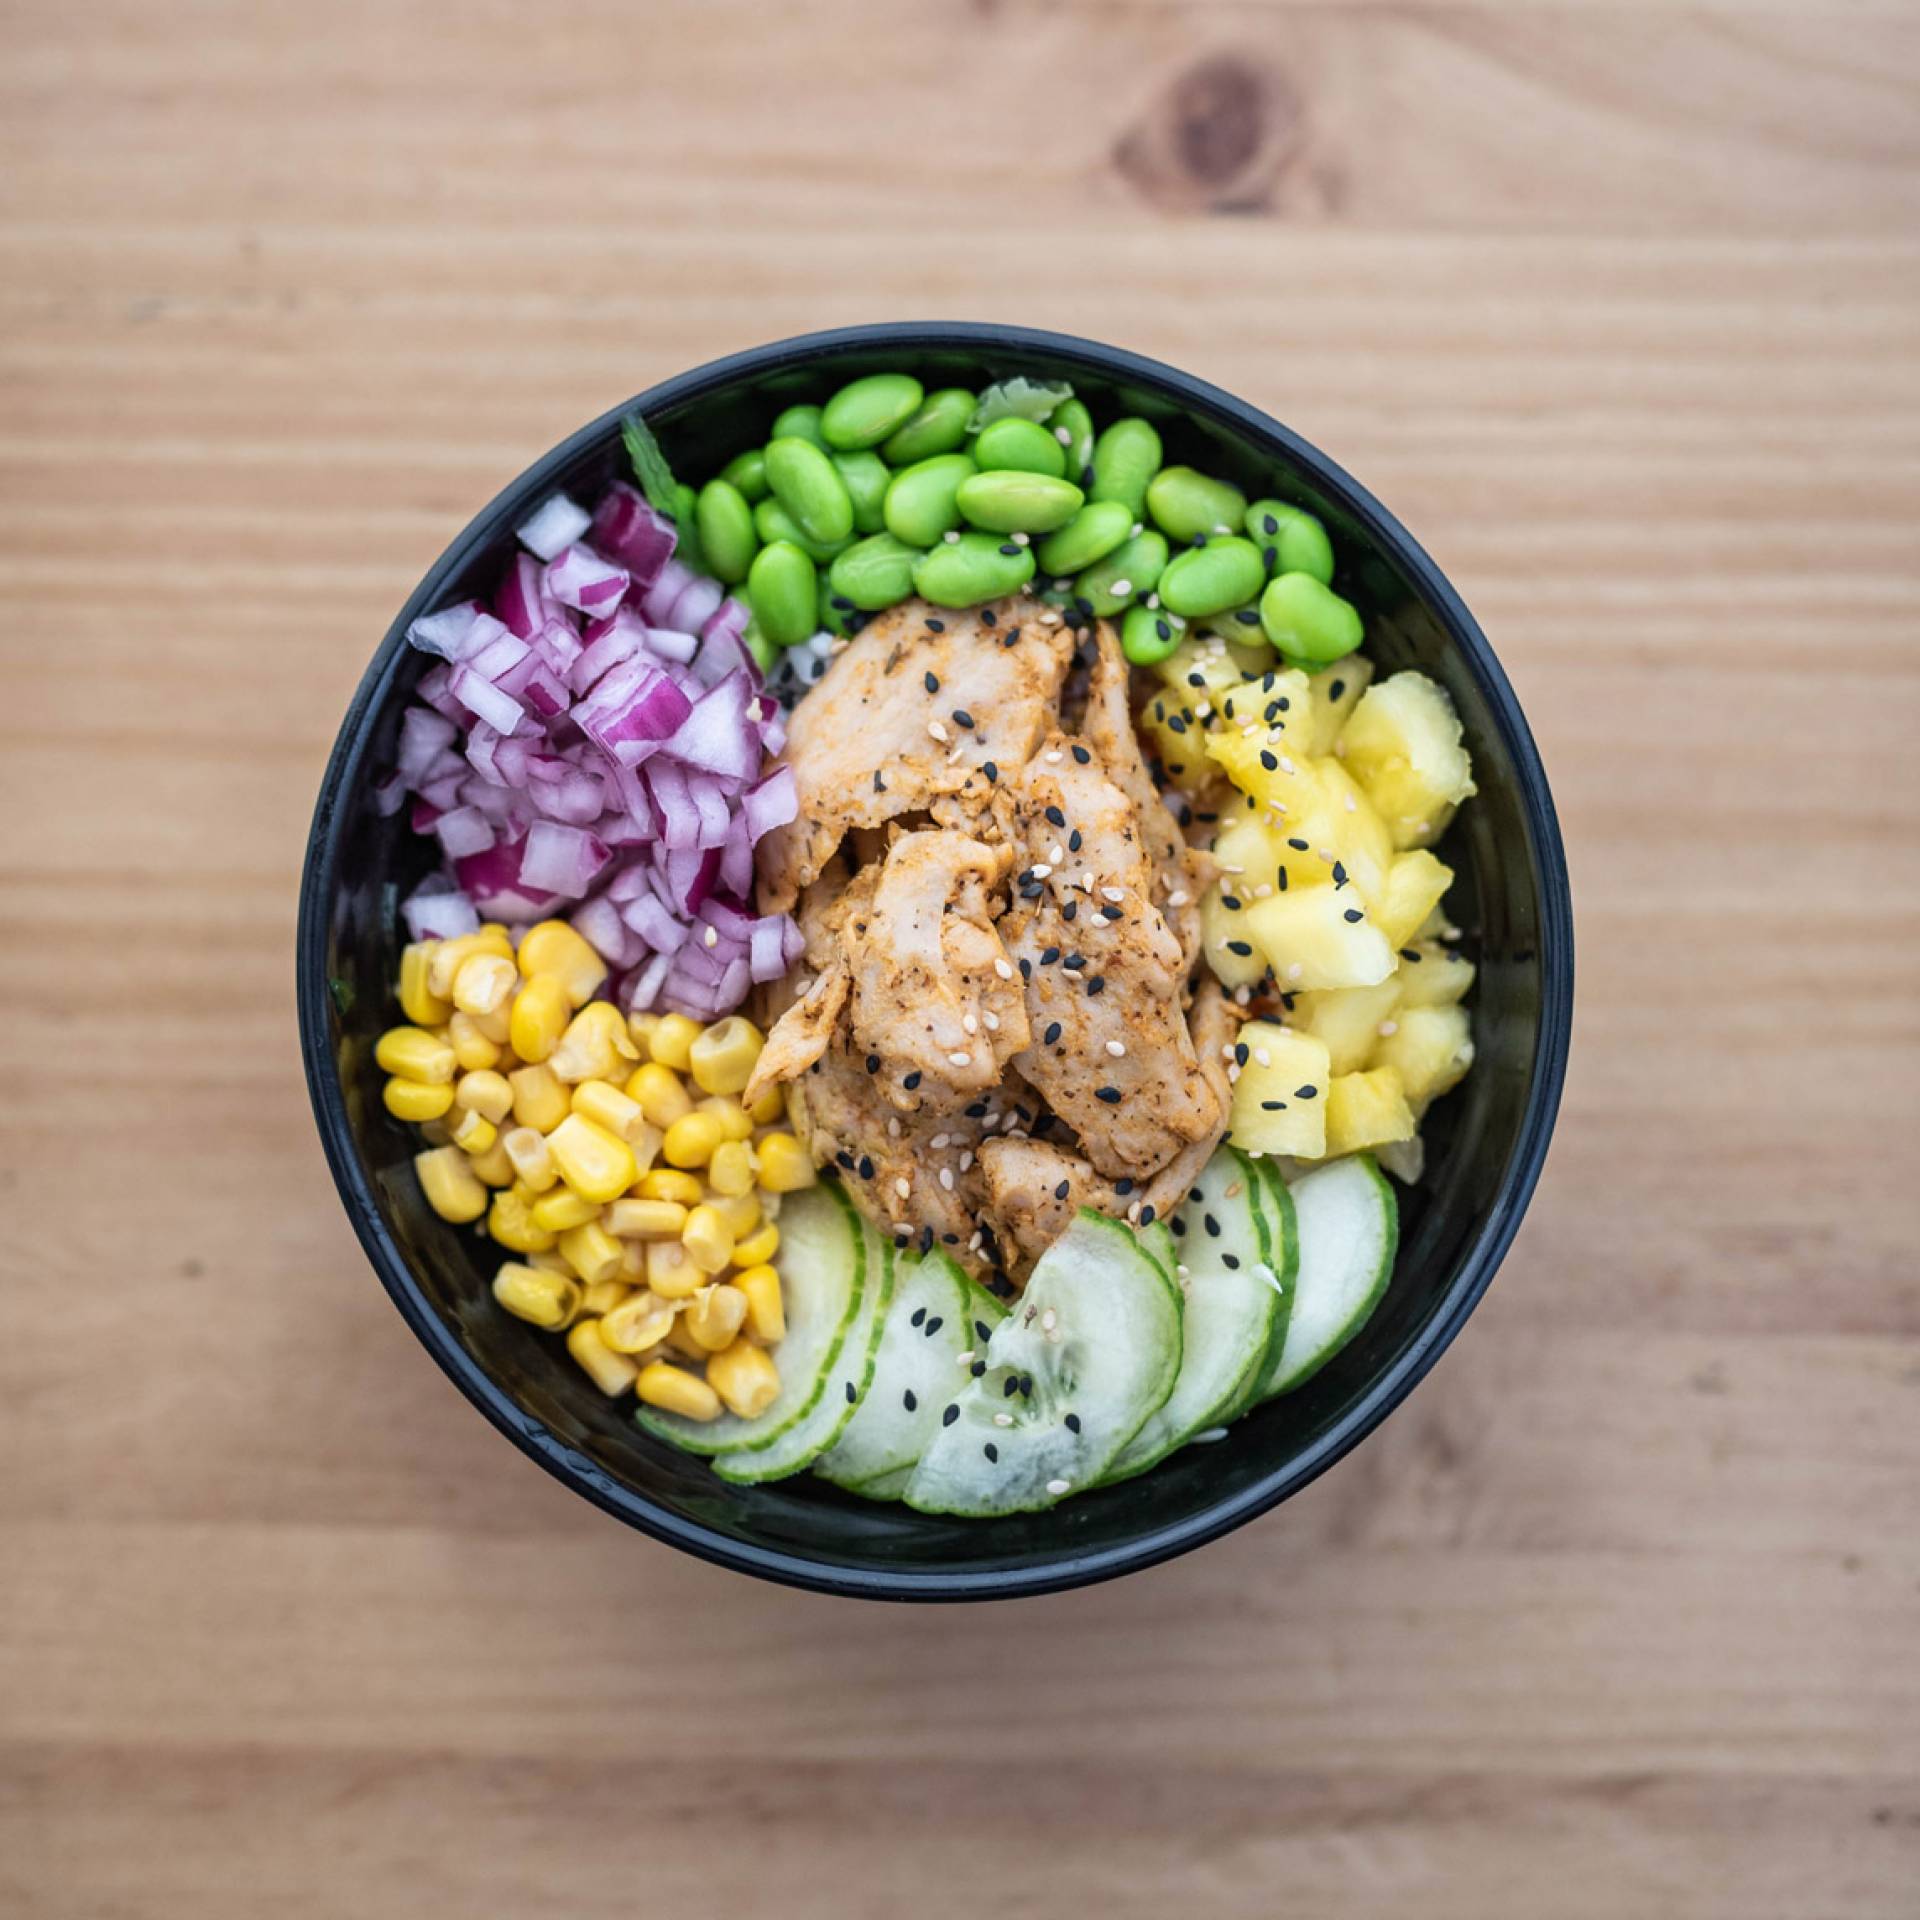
left=1292, top=978, right=1403, bottom=1074
left=1375, top=1134, right=1425, bottom=1185
left=1214, top=666, right=1314, bottom=750
left=1325, top=1067, right=1416, bottom=1157
left=1306, top=655, right=1373, bottom=755
left=1148, top=632, right=1241, bottom=703
left=1244, top=884, right=1395, bottom=990
left=1376, top=1005, right=1474, bottom=1112
left=1138, top=687, right=1206, bottom=787
left=1395, top=944, right=1475, bottom=1008
left=1202, top=819, right=1278, bottom=988
left=1313, top=758, right=1394, bottom=904
left=1374, top=850, right=1454, bottom=948
left=1339, top=671, right=1476, bottom=849
left=1227, top=1023, right=1330, bottom=1159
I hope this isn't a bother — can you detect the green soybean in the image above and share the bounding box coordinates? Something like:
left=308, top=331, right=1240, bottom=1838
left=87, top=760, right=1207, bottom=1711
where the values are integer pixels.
left=670, top=483, right=708, bottom=577
left=1147, top=466, right=1248, bottom=544
left=883, top=453, right=976, bottom=547
left=1259, top=571, right=1364, bottom=666
left=765, top=435, right=854, bottom=546
left=754, top=496, right=853, bottom=565
left=1052, top=399, right=1095, bottom=482
left=828, top=532, right=922, bottom=612
left=1158, top=536, right=1266, bottom=619
left=1201, top=604, right=1273, bottom=650
left=694, top=478, right=758, bottom=586
left=1073, top=528, right=1168, bottom=616
left=821, top=373, right=924, bottom=451
left=831, top=450, right=892, bottom=535
left=970, top=417, right=1066, bottom=479
left=1122, top=603, right=1183, bottom=667
left=911, top=532, right=1037, bottom=609
left=1088, top=417, right=1163, bottom=515
left=955, top=470, right=1083, bottom=535
left=719, top=448, right=770, bottom=503
left=747, top=540, right=818, bottom=650
left=742, top=619, right=777, bottom=672
left=880, top=387, right=975, bottom=465
left=770, top=403, right=828, bottom=449
left=816, top=570, right=852, bottom=637
left=1034, top=499, right=1133, bottom=577
left=1246, top=498, right=1335, bottom=585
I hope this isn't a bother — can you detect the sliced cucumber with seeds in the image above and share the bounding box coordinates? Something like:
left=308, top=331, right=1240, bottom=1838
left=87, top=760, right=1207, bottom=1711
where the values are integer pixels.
left=1104, top=1148, right=1287, bottom=1481
left=636, top=1181, right=863, bottom=1458
left=905, top=1211, right=1180, bottom=1516
left=1230, top=1155, right=1298, bottom=1417
left=813, top=1249, right=997, bottom=1491
left=1255, top=1154, right=1397, bottom=1400
left=846, top=1464, right=913, bottom=1502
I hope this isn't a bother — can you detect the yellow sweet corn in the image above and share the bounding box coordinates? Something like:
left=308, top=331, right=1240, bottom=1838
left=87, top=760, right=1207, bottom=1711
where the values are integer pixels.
left=452, top=951, right=518, bottom=1018
left=635, top=1360, right=721, bottom=1421
left=747, top=1084, right=787, bottom=1126
left=708, top=1190, right=762, bottom=1239
left=516, top=920, right=608, bottom=1009
left=448, top=1107, right=496, bottom=1156
left=707, top=1138, right=757, bottom=1198
left=384, top=1077, right=454, bottom=1122
left=616, top=1236, right=645, bottom=1282
left=375, top=1026, right=457, bottom=1084
left=570, top=1080, right=660, bottom=1168
left=627, top=1010, right=661, bottom=1056
left=684, top=1283, right=749, bottom=1352
left=488, top=1188, right=556, bottom=1254
left=454, top=1069, right=514, bottom=1124
left=646, top=1012, right=699, bottom=1073
left=398, top=943, right=452, bottom=1027
left=600, top=1289, right=676, bottom=1355
left=501, top=1126, right=558, bottom=1193
left=755, top=1132, right=816, bottom=1192
left=507, top=1063, right=570, bottom=1134
left=647, top=1239, right=703, bottom=1299
left=531, top=1186, right=601, bottom=1233
left=550, top=1002, right=639, bottom=1084
left=637, top=1168, right=703, bottom=1206
left=466, top=1136, right=516, bottom=1187
left=566, top=1319, right=639, bottom=1396
left=509, top=974, right=570, bottom=1065
left=427, top=929, right=513, bottom=999
left=547, top=1113, right=637, bottom=1203
left=526, top=1247, right=574, bottom=1276
left=606, top=1197, right=689, bottom=1239
left=447, top=1010, right=503, bottom=1072
left=688, top=1016, right=765, bottom=1097
left=580, top=1278, right=631, bottom=1316
left=415, top=1145, right=489, bottom=1223
left=697, top=1095, right=755, bottom=1144
left=734, top=1262, right=785, bottom=1343
left=732, top=1222, right=779, bottom=1269
left=681, top=1204, right=735, bottom=1275
left=626, top=1060, right=693, bottom=1129
left=662, top=1111, right=725, bottom=1170
left=705, top=1340, right=780, bottom=1419
left=558, top=1220, right=624, bottom=1286
left=492, top=1262, right=580, bottom=1330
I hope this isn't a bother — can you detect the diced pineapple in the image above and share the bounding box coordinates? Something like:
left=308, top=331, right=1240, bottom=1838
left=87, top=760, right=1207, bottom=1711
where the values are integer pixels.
left=1306, top=655, right=1374, bottom=755
left=1244, top=884, right=1395, bottom=990
left=1339, top=671, right=1476, bottom=849
left=1375, top=1134, right=1425, bottom=1185
left=1149, top=631, right=1239, bottom=703
left=1313, top=758, right=1394, bottom=905
left=1214, top=665, right=1314, bottom=753
left=1374, top=850, right=1454, bottom=948
left=1227, top=1023, right=1331, bottom=1159
left=1138, top=687, right=1206, bottom=787
left=1292, top=978, right=1403, bottom=1074
left=1201, top=820, right=1277, bottom=988
left=1325, top=1067, right=1416, bottom=1158
left=1394, top=944, right=1475, bottom=1008
left=1376, top=1005, right=1474, bottom=1112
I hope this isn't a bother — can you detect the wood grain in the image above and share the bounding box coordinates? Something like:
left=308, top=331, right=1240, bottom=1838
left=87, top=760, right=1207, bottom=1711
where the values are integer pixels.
left=2, top=2, right=1916, bottom=1914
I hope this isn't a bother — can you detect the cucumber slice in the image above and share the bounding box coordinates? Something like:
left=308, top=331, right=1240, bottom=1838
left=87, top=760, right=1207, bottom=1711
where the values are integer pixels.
left=847, top=1464, right=912, bottom=1502
left=905, top=1211, right=1181, bottom=1516
left=635, top=1181, right=863, bottom=1457
left=714, top=1219, right=894, bottom=1483
left=1256, top=1154, right=1398, bottom=1399
left=1104, top=1147, right=1285, bottom=1481
left=1238, top=1155, right=1301, bottom=1410
left=813, top=1249, right=987, bottom=1490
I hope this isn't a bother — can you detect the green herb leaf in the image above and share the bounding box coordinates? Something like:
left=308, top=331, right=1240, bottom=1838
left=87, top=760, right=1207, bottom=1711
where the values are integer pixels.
left=621, top=413, right=681, bottom=517
left=969, top=377, right=1074, bottom=434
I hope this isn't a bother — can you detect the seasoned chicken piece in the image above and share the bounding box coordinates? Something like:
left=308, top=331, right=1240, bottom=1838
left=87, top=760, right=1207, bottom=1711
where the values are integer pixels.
left=1140, top=976, right=1236, bottom=1227
left=742, top=965, right=848, bottom=1112
left=999, top=739, right=1223, bottom=1179
left=757, top=596, right=1075, bottom=912
left=976, top=1136, right=1118, bottom=1270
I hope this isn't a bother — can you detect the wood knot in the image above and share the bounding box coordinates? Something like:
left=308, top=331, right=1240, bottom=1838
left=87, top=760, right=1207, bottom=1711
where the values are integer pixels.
left=1113, top=52, right=1306, bottom=214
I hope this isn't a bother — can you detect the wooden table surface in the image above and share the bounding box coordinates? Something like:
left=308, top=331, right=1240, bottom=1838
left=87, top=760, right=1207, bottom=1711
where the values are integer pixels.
left=4, top=2, right=1917, bottom=1914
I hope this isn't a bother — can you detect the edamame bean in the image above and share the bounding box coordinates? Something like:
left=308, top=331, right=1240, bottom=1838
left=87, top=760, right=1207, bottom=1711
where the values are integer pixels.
left=747, top=540, right=818, bottom=650
left=1073, top=528, right=1168, bottom=616
left=1088, top=417, right=1163, bottom=515
left=831, top=450, right=891, bottom=535
left=1121, top=604, right=1183, bottom=667
left=1146, top=466, right=1248, bottom=544
left=817, top=570, right=853, bottom=637
left=1034, top=499, right=1133, bottom=576
left=742, top=619, right=777, bottom=672
left=970, top=417, right=1066, bottom=479
left=1246, top=498, right=1335, bottom=585
left=765, top=435, right=855, bottom=546
left=1157, top=536, right=1266, bottom=619
left=694, top=479, right=759, bottom=586
left=1258, top=571, right=1364, bottom=666
left=911, top=532, right=1036, bottom=609
left=955, top=470, right=1084, bottom=535
left=883, top=453, right=976, bottom=547
left=770, top=403, right=828, bottom=448
left=719, top=448, right=770, bottom=503
left=1201, top=603, right=1272, bottom=648
left=821, top=373, right=925, bottom=451
left=880, top=387, right=975, bottom=465
left=828, top=532, right=922, bottom=612
left=1052, top=399, right=1095, bottom=483
left=754, top=496, right=853, bottom=565
left=671, top=483, right=708, bottom=577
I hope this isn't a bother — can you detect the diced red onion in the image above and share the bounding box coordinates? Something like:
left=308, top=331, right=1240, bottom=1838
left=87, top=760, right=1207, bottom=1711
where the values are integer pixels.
left=572, top=895, right=644, bottom=971
left=665, top=573, right=723, bottom=636
left=717, top=815, right=754, bottom=899
left=516, top=493, right=592, bottom=562
left=620, top=889, right=688, bottom=954
left=448, top=665, right=526, bottom=736
left=546, top=544, right=630, bottom=616
left=741, top=763, right=797, bottom=842
left=397, top=707, right=459, bottom=784
left=589, top=482, right=678, bottom=586
left=434, top=805, right=496, bottom=861
left=642, top=625, right=699, bottom=665
left=518, top=821, right=611, bottom=899
left=664, top=669, right=763, bottom=784
left=575, top=657, right=693, bottom=764
left=624, top=949, right=673, bottom=1014
left=372, top=770, right=407, bottom=817
left=407, top=603, right=507, bottom=663
left=403, top=882, right=481, bottom=942
left=638, top=556, right=694, bottom=626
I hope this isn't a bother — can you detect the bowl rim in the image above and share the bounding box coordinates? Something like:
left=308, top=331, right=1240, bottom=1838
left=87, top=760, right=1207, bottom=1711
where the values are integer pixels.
left=297, top=320, right=1574, bottom=1602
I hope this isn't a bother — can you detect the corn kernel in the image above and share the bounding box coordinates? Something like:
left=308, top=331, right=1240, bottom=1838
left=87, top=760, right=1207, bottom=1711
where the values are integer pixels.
left=617, top=1236, right=645, bottom=1282
left=398, top=942, right=453, bottom=1027
left=601, top=1289, right=677, bottom=1355
left=527, top=1247, right=574, bottom=1276
left=427, top=929, right=513, bottom=999
left=638, top=1168, right=704, bottom=1206
left=580, top=1278, right=631, bottom=1316
left=447, top=1010, right=503, bottom=1072
left=550, top=1003, right=639, bottom=1084
left=635, top=1360, right=721, bottom=1421
left=455, top=1069, right=514, bottom=1124
left=385, top=1077, right=454, bottom=1122
left=705, top=1340, right=780, bottom=1419
left=531, top=1185, right=601, bottom=1232
left=684, top=1283, right=749, bottom=1352
left=662, top=1111, right=725, bottom=1170
left=415, top=1145, right=488, bottom=1223
left=755, top=1132, right=817, bottom=1192
left=707, top=1138, right=757, bottom=1198
left=626, top=1060, right=694, bottom=1129
left=732, top=1222, right=779, bottom=1269
left=452, top=952, right=518, bottom=1017
left=492, top=1262, right=580, bottom=1330
left=681, top=1204, right=735, bottom=1274
left=697, top=1095, right=755, bottom=1143
left=747, top=1084, right=787, bottom=1126
left=501, top=1126, right=558, bottom=1192
left=570, top=1079, right=658, bottom=1158
left=627, top=1010, right=661, bottom=1055
left=516, top=920, right=608, bottom=1009
left=507, top=1063, right=570, bottom=1133
left=466, top=1135, right=516, bottom=1187
left=688, top=1015, right=766, bottom=1096
left=375, top=1026, right=457, bottom=1084
left=606, top=1197, right=689, bottom=1239
left=558, top=1220, right=623, bottom=1285
left=734, top=1263, right=785, bottom=1342
left=647, top=1239, right=703, bottom=1299
left=566, top=1319, right=639, bottom=1396
left=449, top=1107, right=497, bottom=1155
left=509, top=974, right=570, bottom=1065
left=488, top=1187, right=556, bottom=1253
left=708, top=1190, right=762, bottom=1238
left=647, top=1012, right=700, bottom=1072
left=547, top=1113, right=637, bottom=1204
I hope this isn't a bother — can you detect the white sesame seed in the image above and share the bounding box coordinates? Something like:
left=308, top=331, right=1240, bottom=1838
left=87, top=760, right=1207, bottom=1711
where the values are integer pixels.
left=1145, top=592, right=1161, bottom=610
left=1126, top=1200, right=1141, bottom=1223
left=1234, top=985, right=1251, bottom=1005
left=927, top=720, right=949, bottom=743
left=947, top=1051, right=971, bottom=1068
left=957, top=1350, right=975, bottom=1368
left=1214, top=521, right=1233, bottom=535
left=1279, top=755, right=1296, bottom=774
left=982, top=1010, right=999, bottom=1032
left=1079, top=869, right=1095, bottom=891
left=959, top=1150, right=975, bottom=1171
left=702, top=925, right=718, bottom=947
left=1048, top=843, right=1064, bottom=865
left=1218, top=864, right=1246, bottom=877
left=1109, top=579, right=1132, bottom=597
left=1030, top=862, right=1053, bottom=880
left=1254, top=1046, right=1271, bottom=1067
left=1130, top=522, right=1144, bottom=538
left=1046, top=1478, right=1071, bottom=1496
left=1106, top=1040, right=1127, bottom=1058
left=967, top=1232, right=983, bottom=1252
left=1287, top=962, right=1304, bottom=981
left=943, top=529, right=961, bottom=544
left=1045, top=749, right=1063, bottom=763
left=1101, top=886, right=1125, bottom=902
left=1167, top=890, right=1188, bottom=908
left=1227, top=1062, right=1241, bottom=1082
left=894, top=1177, right=911, bottom=1199
left=1054, top=424, right=1073, bottom=444
left=1319, top=847, right=1336, bottom=862
left=993, top=957, right=1013, bottom=980
left=1012, top=531, right=1030, bottom=546
left=1379, top=1020, right=1399, bottom=1037
left=931, top=1133, right=951, bottom=1149
left=1039, top=609, right=1063, bottom=626
left=938, top=1167, right=955, bottom=1191
left=1041, top=1308, right=1057, bottom=1331
left=887, top=1117, right=901, bottom=1138
left=962, top=1013, right=978, bottom=1035
left=1254, top=883, right=1273, bottom=898
left=994, top=1412, right=1014, bottom=1427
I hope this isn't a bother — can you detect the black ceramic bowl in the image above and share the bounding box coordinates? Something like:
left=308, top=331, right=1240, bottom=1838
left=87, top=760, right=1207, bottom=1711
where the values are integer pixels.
left=298, top=323, right=1572, bottom=1601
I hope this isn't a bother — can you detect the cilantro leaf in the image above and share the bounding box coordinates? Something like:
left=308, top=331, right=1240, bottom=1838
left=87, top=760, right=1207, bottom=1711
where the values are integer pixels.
left=969, top=377, right=1074, bottom=434
left=621, top=413, right=681, bottom=517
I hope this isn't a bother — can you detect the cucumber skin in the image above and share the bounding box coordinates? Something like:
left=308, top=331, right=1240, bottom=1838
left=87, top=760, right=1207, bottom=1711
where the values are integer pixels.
left=1232, top=1157, right=1300, bottom=1416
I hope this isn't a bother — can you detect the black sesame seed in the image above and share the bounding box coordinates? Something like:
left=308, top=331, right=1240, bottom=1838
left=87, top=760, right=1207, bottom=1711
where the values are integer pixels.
left=984, top=1442, right=999, bottom=1462
left=1061, top=900, right=1078, bottom=922
left=965, top=1102, right=987, bottom=1118
left=1054, top=1179, right=1071, bottom=1201
left=1171, top=1215, right=1187, bottom=1236
left=1044, top=1021, right=1062, bottom=1045
left=1168, top=713, right=1188, bottom=734
left=845, top=1379, right=857, bottom=1403
left=1004, top=1376, right=1019, bottom=1398
left=1235, top=609, right=1261, bottom=626
left=980, top=608, right=997, bottom=627
left=1262, top=513, right=1279, bottom=535
left=1226, top=939, right=1253, bottom=956
left=1155, top=618, right=1171, bottom=642
left=1344, top=908, right=1365, bottom=923
left=951, top=709, right=975, bottom=730
left=1085, top=976, right=1105, bottom=995
left=866, top=1053, right=881, bottom=1074
left=924, top=670, right=939, bottom=693
left=911, top=1306, right=926, bottom=1327
left=1288, top=837, right=1309, bottom=851
left=1222, top=895, right=1242, bottom=911
left=998, top=542, right=1021, bottom=556
left=1068, top=828, right=1082, bottom=851
left=872, top=770, right=886, bottom=793
left=1188, top=672, right=1206, bottom=689
left=1018, top=957, right=1032, bottom=979
left=975, top=1320, right=991, bottom=1343
left=835, top=1149, right=854, bottom=1169
left=1115, top=1178, right=1135, bottom=1196
left=1276, top=868, right=1289, bottom=891
left=1234, top=1041, right=1250, bottom=1066
left=1101, top=904, right=1124, bottom=920
left=1071, top=744, right=1091, bottom=764
left=904, top=1070, right=922, bottom=1090
left=925, top=1316, right=944, bottom=1336
left=918, top=1225, right=934, bottom=1254
left=1062, top=954, right=1085, bottom=970
left=1204, top=1213, right=1221, bottom=1238
left=1222, top=1252, right=1241, bottom=1269
left=1259, top=750, right=1278, bottom=772
left=1261, top=1099, right=1287, bottom=1111
left=1041, top=946, right=1060, bottom=966
left=1065, top=1412, right=1082, bottom=1434
left=1295, top=1084, right=1319, bottom=1100
left=1020, top=1373, right=1033, bottom=1397
left=1332, top=861, right=1348, bottom=888
left=983, top=760, right=999, bottom=784
left=1096, top=1086, right=1121, bottom=1104
left=1401, top=947, right=1422, bottom=963
left=1044, top=805, right=1066, bottom=828
left=904, top=1388, right=918, bottom=1412
left=942, top=1404, right=959, bottom=1426
left=926, top=617, right=946, bottom=632
left=1139, top=1205, right=1156, bottom=1226
left=895, top=1230, right=910, bottom=1248
left=858, top=1156, right=874, bottom=1180
left=1328, top=679, right=1345, bottom=701
left=971, top=1359, right=987, bottom=1376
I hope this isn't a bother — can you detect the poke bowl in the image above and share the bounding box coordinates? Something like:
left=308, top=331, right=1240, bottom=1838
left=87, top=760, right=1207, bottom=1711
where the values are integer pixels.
left=297, top=322, right=1573, bottom=1601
